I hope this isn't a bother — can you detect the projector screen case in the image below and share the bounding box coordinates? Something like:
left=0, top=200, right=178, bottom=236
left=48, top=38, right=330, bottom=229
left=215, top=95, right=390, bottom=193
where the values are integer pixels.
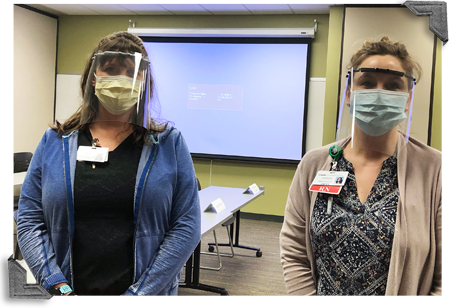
left=129, top=27, right=315, bottom=38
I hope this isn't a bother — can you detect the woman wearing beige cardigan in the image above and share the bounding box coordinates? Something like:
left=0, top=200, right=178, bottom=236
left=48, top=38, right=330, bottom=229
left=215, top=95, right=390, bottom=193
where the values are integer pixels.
left=280, top=37, right=441, bottom=295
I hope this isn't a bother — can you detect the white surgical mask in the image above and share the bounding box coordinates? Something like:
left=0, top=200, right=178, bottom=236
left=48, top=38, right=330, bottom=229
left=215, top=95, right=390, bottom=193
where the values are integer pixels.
left=95, top=75, right=141, bottom=115
left=350, top=89, right=409, bottom=137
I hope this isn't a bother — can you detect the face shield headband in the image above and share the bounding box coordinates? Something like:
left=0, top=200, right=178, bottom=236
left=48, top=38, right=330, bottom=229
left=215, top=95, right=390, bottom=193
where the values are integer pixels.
left=336, top=67, right=416, bottom=143
left=80, top=51, right=152, bottom=129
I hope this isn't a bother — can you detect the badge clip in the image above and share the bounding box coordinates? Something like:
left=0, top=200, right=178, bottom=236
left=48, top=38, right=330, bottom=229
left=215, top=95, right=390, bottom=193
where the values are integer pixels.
left=91, top=138, right=99, bottom=149
left=329, top=144, right=342, bottom=163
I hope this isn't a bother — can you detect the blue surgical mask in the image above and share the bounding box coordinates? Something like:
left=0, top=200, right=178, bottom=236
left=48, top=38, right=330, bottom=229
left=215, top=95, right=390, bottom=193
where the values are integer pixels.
left=350, top=89, right=409, bottom=136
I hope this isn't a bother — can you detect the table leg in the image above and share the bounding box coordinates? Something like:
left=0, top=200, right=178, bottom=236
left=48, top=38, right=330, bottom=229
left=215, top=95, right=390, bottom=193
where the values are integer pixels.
left=184, top=252, right=193, bottom=285
left=179, top=242, right=229, bottom=295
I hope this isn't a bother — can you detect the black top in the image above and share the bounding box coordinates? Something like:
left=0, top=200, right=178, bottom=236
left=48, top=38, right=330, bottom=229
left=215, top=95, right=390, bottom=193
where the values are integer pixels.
left=72, top=128, right=143, bottom=295
left=310, top=154, right=399, bottom=295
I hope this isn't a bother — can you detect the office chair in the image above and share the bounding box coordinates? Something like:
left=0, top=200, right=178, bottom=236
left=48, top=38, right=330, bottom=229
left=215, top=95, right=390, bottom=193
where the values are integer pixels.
left=14, top=152, right=33, bottom=173
left=13, top=196, right=20, bottom=212
left=12, top=152, right=33, bottom=209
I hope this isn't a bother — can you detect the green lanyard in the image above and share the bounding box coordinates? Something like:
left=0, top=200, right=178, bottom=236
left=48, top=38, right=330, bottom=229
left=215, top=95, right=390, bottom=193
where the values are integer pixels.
left=326, top=145, right=342, bottom=215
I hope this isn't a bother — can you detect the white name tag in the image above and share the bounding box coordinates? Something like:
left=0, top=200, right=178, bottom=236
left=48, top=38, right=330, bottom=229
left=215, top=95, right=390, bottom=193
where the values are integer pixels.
left=244, top=183, right=260, bottom=195
left=204, top=198, right=226, bottom=213
left=309, top=171, right=349, bottom=195
left=311, top=171, right=348, bottom=186
left=76, top=146, right=109, bottom=163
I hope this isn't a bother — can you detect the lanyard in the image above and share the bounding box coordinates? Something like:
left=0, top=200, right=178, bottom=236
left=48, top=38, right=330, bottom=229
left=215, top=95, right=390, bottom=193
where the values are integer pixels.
left=329, top=144, right=342, bottom=171
left=327, top=145, right=342, bottom=214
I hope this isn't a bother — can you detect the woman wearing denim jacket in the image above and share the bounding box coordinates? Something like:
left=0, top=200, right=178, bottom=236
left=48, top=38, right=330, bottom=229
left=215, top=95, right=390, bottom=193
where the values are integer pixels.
left=17, top=31, right=201, bottom=296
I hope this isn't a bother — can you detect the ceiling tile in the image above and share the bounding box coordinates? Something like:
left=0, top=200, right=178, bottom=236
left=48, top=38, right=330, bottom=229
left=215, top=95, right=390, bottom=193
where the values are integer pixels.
left=79, top=4, right=136, bottom=15
left=30, top=4, right=102, bottom=15
left=200, top=4, right=252, bottom=15
left=158, top=4, right=212, bottom=15
left=118, top=4, right=173, bottom=15
left=22, top=3, right=333, bottom=17
left=243, top=4, right=294, bottom=15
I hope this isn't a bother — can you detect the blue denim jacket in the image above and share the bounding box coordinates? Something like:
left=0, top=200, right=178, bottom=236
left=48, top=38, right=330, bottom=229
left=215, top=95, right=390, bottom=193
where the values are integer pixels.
left=17, top=126, right=201, bottom=295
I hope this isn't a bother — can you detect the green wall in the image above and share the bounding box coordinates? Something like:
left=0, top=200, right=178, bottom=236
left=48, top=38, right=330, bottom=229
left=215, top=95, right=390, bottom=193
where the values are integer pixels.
left=57, top=14, right=329, bottom=77
left=431, top=36, right=442, bottom=151
left=193, top=159, right=297, bottom=216
left=322, top=6, right=344, bottom=145
left=55, top=9, right=441, bottom=217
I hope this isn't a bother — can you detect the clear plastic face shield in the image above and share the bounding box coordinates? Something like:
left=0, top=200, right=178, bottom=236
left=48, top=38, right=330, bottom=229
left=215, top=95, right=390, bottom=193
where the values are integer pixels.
left=336, top=67, right=416, bottom=156
left=80, top=51, right=152, bottom=129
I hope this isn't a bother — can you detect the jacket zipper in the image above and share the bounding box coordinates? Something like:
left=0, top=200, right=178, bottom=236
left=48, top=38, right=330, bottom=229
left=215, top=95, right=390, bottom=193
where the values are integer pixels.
left=132, top=143, right=158, bottom=285
left=62, top=132, right=76, bottom=290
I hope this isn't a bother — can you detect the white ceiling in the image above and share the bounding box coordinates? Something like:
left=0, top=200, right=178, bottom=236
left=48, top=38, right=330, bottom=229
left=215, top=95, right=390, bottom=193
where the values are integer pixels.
left=26, top=4, right=332, bottom=16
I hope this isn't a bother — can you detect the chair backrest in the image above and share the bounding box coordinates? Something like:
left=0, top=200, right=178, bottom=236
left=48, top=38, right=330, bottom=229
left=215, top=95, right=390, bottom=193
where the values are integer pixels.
left=14, top=152, right=33, bottom=173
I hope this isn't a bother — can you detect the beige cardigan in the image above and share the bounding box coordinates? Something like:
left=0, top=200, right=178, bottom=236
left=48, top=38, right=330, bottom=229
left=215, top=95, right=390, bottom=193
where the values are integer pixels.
left=280, top=136, right=442, bottom=295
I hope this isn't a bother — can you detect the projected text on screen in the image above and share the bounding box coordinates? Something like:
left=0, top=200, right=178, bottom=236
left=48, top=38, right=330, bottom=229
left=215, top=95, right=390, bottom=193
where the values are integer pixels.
left=188, top=84, right=243, bottom=111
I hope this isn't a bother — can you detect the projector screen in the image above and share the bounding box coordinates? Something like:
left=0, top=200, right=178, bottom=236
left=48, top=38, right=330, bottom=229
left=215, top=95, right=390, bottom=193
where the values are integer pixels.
left=142, top=36, right=311, bottom=164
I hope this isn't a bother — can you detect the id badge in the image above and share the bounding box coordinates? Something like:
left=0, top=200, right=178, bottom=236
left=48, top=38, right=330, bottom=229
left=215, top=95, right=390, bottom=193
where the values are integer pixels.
left=309, top=171, right=349, bottom=195
left=76, top=146, right=109, bottom=163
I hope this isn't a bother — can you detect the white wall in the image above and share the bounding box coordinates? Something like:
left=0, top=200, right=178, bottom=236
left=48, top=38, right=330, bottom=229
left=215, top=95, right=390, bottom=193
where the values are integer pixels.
left=14, top=6, right=57, bottom=153
left=306, top=78, right=326, bottom=152
left=55, top=74, right=82, bottom=123
left=13, top=6, right=57, bottom=200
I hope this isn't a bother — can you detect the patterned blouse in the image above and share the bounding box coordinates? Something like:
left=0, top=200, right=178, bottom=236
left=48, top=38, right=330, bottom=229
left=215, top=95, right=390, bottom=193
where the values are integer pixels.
left=310, top=154, right=399, bottom=295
